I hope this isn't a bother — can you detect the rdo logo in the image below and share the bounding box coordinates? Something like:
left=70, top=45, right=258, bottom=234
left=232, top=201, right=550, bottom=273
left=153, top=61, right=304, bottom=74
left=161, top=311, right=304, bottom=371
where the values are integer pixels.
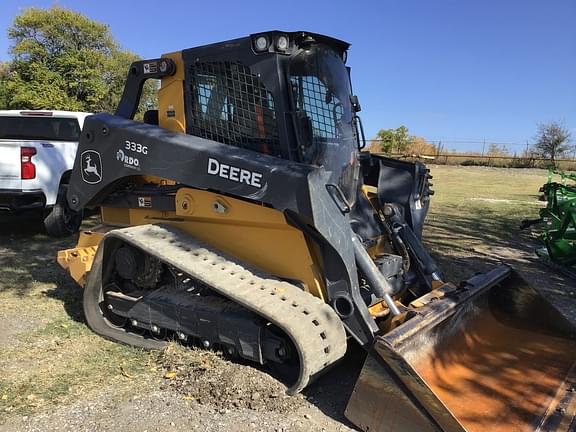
left=116, top=149, right=140, bottom=168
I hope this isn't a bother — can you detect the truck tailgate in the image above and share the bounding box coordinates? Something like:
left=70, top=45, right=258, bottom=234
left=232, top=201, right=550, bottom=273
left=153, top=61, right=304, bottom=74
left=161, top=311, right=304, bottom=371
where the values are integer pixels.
left=0, top=141, right=21, bottom=189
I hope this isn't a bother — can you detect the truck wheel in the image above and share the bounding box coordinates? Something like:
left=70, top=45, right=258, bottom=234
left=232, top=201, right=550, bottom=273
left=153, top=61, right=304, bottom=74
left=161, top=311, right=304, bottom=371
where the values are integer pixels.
left=44, top=187, right=84, bottom=237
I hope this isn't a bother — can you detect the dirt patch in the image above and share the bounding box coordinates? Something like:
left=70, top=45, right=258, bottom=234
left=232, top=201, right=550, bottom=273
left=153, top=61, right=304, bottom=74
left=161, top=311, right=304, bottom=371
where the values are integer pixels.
left=0, top=384, right=354, bottom=432
left=0, top=313, right=46, bottom=348
left=156, top=345, right=306, bottom=413
left=468, top=197, right=544, bottom=206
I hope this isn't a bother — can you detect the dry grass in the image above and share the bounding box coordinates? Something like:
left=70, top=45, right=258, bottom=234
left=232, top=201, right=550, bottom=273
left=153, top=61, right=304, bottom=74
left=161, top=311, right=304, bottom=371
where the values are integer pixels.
left=424, top=165, right=546, bottom=281
left=0, top=215, right=154, bottom=418
left=433, top=155, right=576, bottom=171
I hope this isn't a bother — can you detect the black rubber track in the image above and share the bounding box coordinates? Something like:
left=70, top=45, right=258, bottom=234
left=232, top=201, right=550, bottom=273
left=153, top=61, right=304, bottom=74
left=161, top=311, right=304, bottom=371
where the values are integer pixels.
left=83, top=224, right=348, bottom=393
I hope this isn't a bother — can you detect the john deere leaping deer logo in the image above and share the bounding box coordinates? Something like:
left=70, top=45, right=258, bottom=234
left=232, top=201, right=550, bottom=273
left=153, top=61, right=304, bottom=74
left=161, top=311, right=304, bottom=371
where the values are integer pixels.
left=80, top=150, right=102, bottom=184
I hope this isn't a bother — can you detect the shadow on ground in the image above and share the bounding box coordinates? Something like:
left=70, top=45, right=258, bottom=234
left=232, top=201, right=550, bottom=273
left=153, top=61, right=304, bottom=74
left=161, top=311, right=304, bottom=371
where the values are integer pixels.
left=0, top=213, right=86, bottom=322
left=0, top=212, right=46, bottom=235
left=302, top=343, right=366, bottom=430
left=425, top=208, right=576, bottom=321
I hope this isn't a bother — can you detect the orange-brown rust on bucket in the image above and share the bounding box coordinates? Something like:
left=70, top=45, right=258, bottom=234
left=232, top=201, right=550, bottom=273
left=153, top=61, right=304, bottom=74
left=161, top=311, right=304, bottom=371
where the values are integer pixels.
left=413, top=307, right=576, bottom=432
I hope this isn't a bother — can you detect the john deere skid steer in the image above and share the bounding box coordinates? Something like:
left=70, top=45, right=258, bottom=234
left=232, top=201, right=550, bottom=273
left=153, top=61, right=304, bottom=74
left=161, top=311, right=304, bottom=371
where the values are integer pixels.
left=58, top=31, right=576, bottom=431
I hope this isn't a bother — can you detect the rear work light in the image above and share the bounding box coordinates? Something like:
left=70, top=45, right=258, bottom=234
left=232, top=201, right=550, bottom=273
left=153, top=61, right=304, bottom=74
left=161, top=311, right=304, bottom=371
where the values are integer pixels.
left=21, top=147, right=37, bottom=179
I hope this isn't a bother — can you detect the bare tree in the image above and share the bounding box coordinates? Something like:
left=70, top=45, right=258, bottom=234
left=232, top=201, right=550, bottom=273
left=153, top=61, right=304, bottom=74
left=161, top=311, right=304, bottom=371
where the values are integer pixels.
left=486, top=143, right=509, bottom=157
left=533, top=121, right=573, bottom=166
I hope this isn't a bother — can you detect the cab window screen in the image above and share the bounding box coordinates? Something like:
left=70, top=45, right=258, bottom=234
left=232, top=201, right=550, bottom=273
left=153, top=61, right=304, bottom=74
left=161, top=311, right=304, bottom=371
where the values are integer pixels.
left=0, top=117, right=81, bottom=141
left=188, top=61, right=281, bottom=157
left=289, top=44, right=358, bottom=205
left=290, top=75, right=344, bottom=140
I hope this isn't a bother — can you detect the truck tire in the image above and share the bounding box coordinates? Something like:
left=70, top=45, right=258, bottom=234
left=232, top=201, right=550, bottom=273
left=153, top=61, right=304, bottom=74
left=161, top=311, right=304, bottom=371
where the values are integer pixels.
left=44, top=186, right=83, bottom=237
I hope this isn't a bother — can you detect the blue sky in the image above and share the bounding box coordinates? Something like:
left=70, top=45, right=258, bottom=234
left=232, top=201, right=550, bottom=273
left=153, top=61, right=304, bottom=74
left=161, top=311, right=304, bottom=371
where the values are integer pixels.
left=0, top=0, right=574, bottom=152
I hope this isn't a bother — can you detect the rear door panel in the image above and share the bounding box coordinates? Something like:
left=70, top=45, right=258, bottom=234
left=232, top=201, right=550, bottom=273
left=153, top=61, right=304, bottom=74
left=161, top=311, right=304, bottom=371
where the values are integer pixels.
left=0, top=140, right=22, bottom=190
left=30, top=141, right=78, bottom=205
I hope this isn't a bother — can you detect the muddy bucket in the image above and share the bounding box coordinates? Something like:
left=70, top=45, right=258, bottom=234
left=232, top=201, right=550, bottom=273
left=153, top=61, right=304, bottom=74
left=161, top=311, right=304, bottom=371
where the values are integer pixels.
left=345, top=265, right=576, bottom=432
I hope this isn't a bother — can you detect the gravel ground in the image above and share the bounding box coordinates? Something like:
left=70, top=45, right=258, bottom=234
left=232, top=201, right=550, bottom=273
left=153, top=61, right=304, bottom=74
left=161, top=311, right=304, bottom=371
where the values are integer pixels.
left=0, top=386, right=353, bottom=432
left=0, top=347, right=363, bottom=432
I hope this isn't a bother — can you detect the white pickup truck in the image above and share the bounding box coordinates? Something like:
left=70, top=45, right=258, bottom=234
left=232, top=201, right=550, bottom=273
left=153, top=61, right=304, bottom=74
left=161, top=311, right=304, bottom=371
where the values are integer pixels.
left=0, top=110, right=91, bottom=236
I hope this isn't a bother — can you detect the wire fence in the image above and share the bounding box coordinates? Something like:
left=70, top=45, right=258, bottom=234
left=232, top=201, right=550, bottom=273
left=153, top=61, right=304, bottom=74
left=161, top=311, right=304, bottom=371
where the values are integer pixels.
left=365, top=139, right=576, bottom=171
left=394, top=153, right=576, bottom=171
left=426, top=139, right=576, bottom=159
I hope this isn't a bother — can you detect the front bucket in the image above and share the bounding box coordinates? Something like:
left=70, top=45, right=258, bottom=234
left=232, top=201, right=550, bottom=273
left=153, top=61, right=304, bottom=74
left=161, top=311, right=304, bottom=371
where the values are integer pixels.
left=345, top=265, right=576, bottom=432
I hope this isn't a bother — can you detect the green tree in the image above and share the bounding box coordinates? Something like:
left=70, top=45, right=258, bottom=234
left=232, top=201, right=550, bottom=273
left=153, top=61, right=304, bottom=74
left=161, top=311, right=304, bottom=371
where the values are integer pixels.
left=2, top=6, right=154, bottom=113
left=0, top=62, right=9, bottom=108
left=375, top=126, right=414, bottom=154
left=533, top=121, right=573, bottom=166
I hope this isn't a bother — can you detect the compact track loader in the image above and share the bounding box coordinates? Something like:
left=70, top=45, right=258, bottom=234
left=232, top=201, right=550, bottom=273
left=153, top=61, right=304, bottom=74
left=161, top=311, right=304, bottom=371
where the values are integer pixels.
left=58, top=31, right=576, bottom=431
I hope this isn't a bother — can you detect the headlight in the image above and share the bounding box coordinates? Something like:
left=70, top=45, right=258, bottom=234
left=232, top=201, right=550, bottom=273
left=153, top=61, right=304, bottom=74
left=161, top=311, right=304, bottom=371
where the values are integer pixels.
left=275, top=35, right=289, bottom=51
left=254, top=35, right=269, bottom=52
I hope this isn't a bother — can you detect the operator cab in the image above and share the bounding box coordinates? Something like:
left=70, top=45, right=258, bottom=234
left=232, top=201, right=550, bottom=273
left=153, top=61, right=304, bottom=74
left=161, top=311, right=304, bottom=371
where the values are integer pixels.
left=180, top=31, right=362, bottom=204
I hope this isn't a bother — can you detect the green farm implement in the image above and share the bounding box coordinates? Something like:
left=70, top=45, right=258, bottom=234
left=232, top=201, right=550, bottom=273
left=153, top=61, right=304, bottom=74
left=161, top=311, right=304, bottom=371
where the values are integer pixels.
left=523, top=169, right=576, bottom=278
